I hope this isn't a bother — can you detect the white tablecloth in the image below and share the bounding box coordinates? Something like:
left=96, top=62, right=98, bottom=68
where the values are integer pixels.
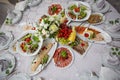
left=0, top=0, right=120, bottom=80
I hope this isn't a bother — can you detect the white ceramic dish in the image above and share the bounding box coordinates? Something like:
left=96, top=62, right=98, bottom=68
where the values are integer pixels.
left=6, top=10, right=22, bottom=25
left=0, top=52, right=15, bottom=77
left=28, top=0, right=42, bottom=7
left=53, top=46, right=74, bottom=69
left=28, top=38, right=57, bottom=76
left=72, top=37, right=92, bottom=57
left=8, top=73, right=31, bottom=80
left=88, top=12, right=105, bottom=25
left=76, top=24, right=112, bottom=44
left=99, top=67, right=120, bottom=80
left=16, top=30, right=43, bottom=56
left=79, top=72, right=99, bottom=80
left=65, top=1, right=91, bottom=21
left=0, top=31, right=13, bottom=50
left=92, top=1, right=110, bottom=13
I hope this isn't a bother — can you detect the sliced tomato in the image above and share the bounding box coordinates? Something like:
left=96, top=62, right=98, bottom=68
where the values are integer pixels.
left=74, top=7, right=80, bottom=12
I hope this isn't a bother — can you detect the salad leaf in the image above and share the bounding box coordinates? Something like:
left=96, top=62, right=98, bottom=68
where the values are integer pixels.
left=41, top=55, right=49, bottom=65
left=21, top=33, right=32, bottom=41
left=80, top=11, right=87, bottom=18
left=81, top=6, right=87, bottom=11
left=32, top=35, right=40, bottom=42
left=52, top=6, right=57, bottom=13
left=69, top=4, right=77, bottom=10
left=60, top=50, right=67, bottom=58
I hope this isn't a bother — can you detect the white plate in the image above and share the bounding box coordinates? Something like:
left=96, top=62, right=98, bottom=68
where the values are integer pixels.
left=71, top=36, right=92, bottom=57
left=0, top=31, right=13, bottom=50
left=53, top=46, right=74, bottom=69
left=87, top=12, right=105, bottom=25
left=28, top=38, right=57, bottom=76
left=0, top=52, right=15, bottom=77
left=76, top=24, right=112, bottom=44
left=104, top=30, right=120, bottom=39
left=66, top=1, right=91, bottom=21
left=99, top=67, right=120, bottom=80
left=79, top=72, right=99, bottom=80
left=16, top=30, right=43, bottom=56
left=28, top=0, right=42, bottom=7
left=6, top=10, right=22, bottom=25
left=92, top=1, right=110, bottom=13
left=8, top=73, right=31, bottom=80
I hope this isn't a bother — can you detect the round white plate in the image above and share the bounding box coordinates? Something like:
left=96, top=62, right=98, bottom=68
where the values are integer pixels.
left=0, top=31, right=13, bottom=50
left=92, top=1, right=110, bottom=13
left=0, top=52, right=15, bottom=77
left=6, top=10, right=22, bottom=25
left=16, top=30, right=43, bottom=56
left=28, top=38, right=57, bottom=76
left=53, top=45, right=74, bottom=69
left=8, top=73, right=31, bottom=80
left=66, top=1, right=91, bottom=21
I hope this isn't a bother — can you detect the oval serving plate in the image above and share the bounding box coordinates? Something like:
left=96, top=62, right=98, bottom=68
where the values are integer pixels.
left=27, top=38, right=57, bottom=76
left=65, top=1, right=91, bottom=22
left=76, top=24, right=112, bottom=44
left=0, top=52, right=15, bottom=78
left=16, top=30, right=43, bottom=56
left=87, top=12, right=105, bottom=25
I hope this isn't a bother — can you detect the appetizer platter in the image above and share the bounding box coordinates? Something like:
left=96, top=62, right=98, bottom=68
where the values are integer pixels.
left=48, top=3, right=62, bottom=15
left=53, top=46, right=74, bottom=69
left=26, top=38, right=57, bottom=76
left=16, top=30, right=43, bottom=56
left=87, top=13, right=105, bottom=25
left=65, top=1, right=91, bottom=21
left=1, top=0, right=119, bottom=80
left=75, top=24, right=112, bottom=44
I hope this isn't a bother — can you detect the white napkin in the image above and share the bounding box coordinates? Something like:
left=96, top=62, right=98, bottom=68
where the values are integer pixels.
left=15, top=0, right=28, bottom=11
left=99, top=67, right=120, bottom=80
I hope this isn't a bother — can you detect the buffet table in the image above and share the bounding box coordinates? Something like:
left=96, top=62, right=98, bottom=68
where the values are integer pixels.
left=0, top=0, right=120, bottom=80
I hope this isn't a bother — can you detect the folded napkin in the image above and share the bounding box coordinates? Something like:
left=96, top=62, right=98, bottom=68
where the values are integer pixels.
left=15, top=0, right=28, bottom=11
left=99, top=67, right=120, bottom=80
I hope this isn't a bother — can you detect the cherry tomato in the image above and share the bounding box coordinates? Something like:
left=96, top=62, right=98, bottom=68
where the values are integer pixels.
left=84, top=33, right=89, bottom=38
left=32, top=27, right=36, bottom=30
left=25, top=37, right=31, bottom=43
left=74, top=7, right=80, bottom=12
